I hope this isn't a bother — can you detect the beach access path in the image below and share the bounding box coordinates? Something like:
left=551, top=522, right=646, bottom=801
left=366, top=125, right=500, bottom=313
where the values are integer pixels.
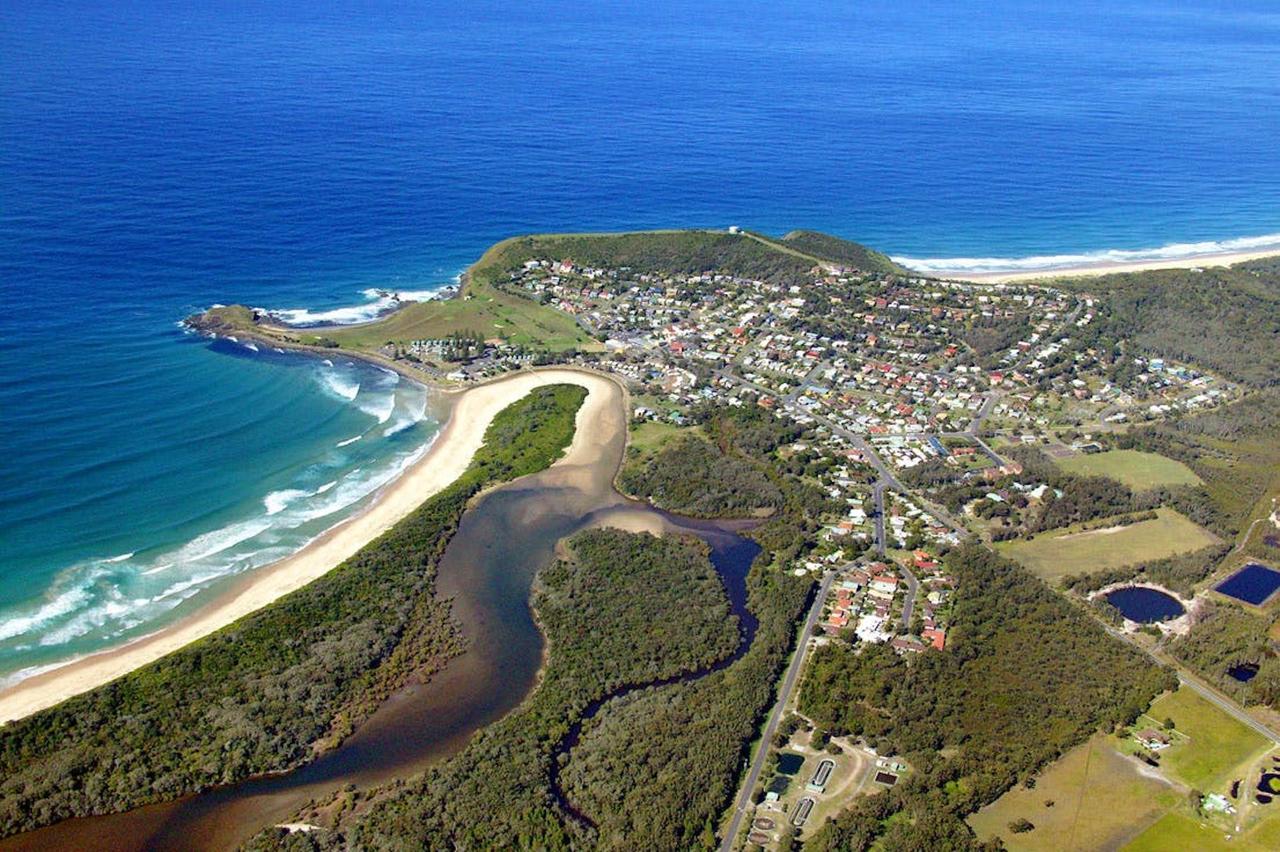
left=0, top=368, right=622, bottom=724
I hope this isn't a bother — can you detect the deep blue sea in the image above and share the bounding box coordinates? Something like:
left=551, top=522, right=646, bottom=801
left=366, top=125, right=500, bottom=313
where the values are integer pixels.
left=2, top=0, right=1279, bottom=683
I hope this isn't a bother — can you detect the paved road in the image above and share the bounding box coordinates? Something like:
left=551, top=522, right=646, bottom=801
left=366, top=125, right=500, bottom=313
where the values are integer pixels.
left=872, top=480, right=887, bottom=555
left=1106, top=626, right=1280, bottom=745
left=969, top=433, right=1006, bottom=467
left=719, top=572, right=835, bottom=852
left=716, top=368, right=969, bottom=537
left=784, top=359, right=830, bottom=405
left=899, top=561, right=919, bottom=630
left=1176, top=672, right=1280, bottom=745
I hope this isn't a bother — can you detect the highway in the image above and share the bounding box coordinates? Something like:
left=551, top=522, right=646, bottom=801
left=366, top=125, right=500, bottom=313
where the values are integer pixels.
left=719, top=571, right=835, bottom=852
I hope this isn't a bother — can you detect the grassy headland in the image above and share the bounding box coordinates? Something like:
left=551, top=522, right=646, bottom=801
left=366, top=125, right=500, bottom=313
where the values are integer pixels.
left=185, top=227, right=900, bottom=369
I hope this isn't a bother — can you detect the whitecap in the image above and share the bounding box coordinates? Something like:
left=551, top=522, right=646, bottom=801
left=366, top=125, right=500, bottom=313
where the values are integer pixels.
left=358, top=392, right=396, bottom=424
left=336, top=434, right=362, bottom=447
left=0, top=585, right=93, bottom=642
left=163, top=517, right=273, bottom=565
left=244, top=341, right=259, bottom=352
left=318, top=371, right=360, bottom=402
left=104, top=551, right=135, bottom=563
left=264, top=489, right=310, bottom=515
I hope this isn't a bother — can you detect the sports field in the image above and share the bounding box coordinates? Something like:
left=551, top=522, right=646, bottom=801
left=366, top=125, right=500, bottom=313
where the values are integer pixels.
left=1056, top=449, right=1201, bottom=491
left=997, top=508, right=1218, bottom=581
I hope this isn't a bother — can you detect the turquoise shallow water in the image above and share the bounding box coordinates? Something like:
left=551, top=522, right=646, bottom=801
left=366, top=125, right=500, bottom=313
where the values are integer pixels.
left=1, top=0, right=1279, bottom=681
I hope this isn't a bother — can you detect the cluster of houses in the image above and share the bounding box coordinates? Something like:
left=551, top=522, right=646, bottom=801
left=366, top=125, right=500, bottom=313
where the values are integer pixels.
left=823, top=562, right=903, bottom=644
left=821, top=550, right=953, bottom=655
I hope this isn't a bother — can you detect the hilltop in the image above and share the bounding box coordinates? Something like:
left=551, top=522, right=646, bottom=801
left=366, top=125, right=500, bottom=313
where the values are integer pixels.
left=185, top=227, right=906, bottom=370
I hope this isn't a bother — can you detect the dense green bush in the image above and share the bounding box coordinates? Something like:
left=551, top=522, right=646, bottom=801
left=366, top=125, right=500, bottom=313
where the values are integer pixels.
left=310, top=527, right=742, bottom=850
left=800, top=544, right=1174, bottom=850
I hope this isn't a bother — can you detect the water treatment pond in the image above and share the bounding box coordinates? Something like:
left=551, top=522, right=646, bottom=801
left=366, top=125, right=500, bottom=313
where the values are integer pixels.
left=1105, top=586, right=1185, bottom=623
left=1216, top=563, right=1280, bottom=606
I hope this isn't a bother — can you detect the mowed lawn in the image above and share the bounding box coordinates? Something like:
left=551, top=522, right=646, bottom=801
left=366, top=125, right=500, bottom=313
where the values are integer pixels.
left=997, top=508, right=1218, bottom=581
left=969, top=735, right=1177, bottom=851
left=1056, top=449, right=1201, bottom=491
left=1147, top=687, right=1270, bottom=791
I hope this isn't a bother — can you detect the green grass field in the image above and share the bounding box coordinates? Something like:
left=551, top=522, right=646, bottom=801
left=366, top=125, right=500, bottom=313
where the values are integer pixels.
left=968, top=735, right=1177, bottom=851
left=1123, top=812, right=1237, bottom=852
left=1147, top=687, right=1270, bottom=792
left=1056, top=449, right=1202, bottom=491
left=325, top=290, right=598, bottom=352
left=997, top=507, right=1218, bottom=581
left=627, top=421, right=695, bottom=454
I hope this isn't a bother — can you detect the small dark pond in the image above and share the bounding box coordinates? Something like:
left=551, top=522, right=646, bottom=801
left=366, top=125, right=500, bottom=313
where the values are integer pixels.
left=1216, top=563, right=1280, bottom=606
left=776, top=752, right=806, bottom=776
left=1105, top=586, right=1185, bottom=623
left=1258, top=772, right=1280, bottom=797
left=1228, top=663, right=1260, bottom=683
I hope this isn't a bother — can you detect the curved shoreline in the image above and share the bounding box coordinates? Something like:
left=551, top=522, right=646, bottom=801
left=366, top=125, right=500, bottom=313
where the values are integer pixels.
left=922, top=248, right=1280, bottom=283
left=0, top=368, right=623, bottom=724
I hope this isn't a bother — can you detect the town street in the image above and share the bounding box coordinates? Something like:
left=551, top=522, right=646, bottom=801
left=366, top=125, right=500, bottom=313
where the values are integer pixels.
left=720, top=571, right=835, bottom=852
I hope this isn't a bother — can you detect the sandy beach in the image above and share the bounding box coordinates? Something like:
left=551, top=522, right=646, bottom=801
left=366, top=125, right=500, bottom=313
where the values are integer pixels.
left=0, top=368, right=622, bottom=724
left=931, top=248, right=1280, bottom=283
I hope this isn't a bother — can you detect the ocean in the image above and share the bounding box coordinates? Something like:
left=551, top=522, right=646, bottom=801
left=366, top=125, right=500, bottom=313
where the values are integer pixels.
left=1, top=0, right=1278, bottom=682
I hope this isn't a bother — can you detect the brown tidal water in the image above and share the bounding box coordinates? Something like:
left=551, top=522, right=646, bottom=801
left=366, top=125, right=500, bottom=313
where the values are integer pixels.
left=2, top=385, right=758, bottom=852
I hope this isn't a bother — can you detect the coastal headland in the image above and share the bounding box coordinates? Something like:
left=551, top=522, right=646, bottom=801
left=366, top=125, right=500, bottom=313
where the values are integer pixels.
left=0, top=367, right=624, bottom=724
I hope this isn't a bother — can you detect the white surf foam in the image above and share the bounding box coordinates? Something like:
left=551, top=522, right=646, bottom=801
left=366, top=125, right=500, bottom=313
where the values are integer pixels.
left=318, top=371, right=360, bottom=402
left=0, top=585, right=93, bottom=642
left=264, top=489, right=310, bottom=515
left=336, top=434, right=362, bottom=447
left=358, top=392, right=396, bottom=424
left=894, top=231, right=1280, bottom=276
left=268, top=283, right=450, bottom=327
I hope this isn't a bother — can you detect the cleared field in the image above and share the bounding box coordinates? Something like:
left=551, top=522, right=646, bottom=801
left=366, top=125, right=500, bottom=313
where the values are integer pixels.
left=1056, top=449, right=1202, bottom=491
left=969, top=735, right=1176, bottom=851
left=1123, top=812, right=1237, bottom=852
left=627, top=421, right=695, bottom=454
left=1147, top=687, right=1270, bottom=791
left=997, top=508, right=1218, bottom=580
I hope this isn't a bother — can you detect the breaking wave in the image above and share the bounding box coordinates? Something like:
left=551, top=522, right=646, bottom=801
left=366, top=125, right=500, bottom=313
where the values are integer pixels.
left=318, top=371, right=361, bottom=401
left=893, top=231, right=1280, bottom=276
left=266, top=284, right=449, bottom=327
